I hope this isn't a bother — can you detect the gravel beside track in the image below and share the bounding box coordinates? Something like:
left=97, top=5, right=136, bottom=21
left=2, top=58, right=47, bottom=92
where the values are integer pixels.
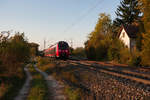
left=84, top=71, right=150, bottom=100
left=62, top=60, right=150, bottom=99
left=70, top=60, right=150, bottom=85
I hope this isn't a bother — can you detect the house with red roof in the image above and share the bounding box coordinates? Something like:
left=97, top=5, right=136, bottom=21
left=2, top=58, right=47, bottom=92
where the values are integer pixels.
left=118, top=25, right=139, bottom=51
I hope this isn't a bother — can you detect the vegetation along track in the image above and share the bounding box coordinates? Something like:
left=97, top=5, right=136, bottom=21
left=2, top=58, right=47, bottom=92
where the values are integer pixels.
left=66, top=60, right=150, bottom=91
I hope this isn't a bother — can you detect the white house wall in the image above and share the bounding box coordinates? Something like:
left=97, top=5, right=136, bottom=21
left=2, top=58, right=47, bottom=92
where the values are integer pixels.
left=119, top=29, right=130, bottom=48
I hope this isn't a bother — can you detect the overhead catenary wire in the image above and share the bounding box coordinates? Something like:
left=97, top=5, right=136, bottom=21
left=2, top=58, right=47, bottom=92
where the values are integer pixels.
left=63, top=0, right=104, bottom=34
left=43, top=0, right=105, bottom=49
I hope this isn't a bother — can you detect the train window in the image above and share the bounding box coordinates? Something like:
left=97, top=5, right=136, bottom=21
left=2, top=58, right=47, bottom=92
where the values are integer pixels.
left=58, top=42, right=69, bottom=50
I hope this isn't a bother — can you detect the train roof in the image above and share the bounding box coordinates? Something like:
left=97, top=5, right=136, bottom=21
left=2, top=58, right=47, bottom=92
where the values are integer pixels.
left=48, top=41, right=68, bottom=48
left=58, top=41, right=68, bottom=43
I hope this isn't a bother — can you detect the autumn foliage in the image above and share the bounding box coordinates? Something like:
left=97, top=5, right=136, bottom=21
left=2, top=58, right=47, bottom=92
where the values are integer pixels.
left=0, top=32, right=30, bottom=76
left=139, top=0, right=150, bottom=66
left=85, top=0, right=150, bottom=66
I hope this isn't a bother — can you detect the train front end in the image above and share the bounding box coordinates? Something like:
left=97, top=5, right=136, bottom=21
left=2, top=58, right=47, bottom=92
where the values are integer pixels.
left=57, top=41, right=69, bottom=59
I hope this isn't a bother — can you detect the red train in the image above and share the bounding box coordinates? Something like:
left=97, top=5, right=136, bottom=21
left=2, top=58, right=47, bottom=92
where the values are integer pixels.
left=44, top=41, right=70, bottom=59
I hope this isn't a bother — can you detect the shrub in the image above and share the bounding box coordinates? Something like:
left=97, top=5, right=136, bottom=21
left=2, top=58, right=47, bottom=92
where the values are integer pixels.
left=37, top=57, right=51, bottom=66
left=0, top=32, right=29, bottom=99
left=95, top=40, right=108, bottom=60
left=130, top=56, right=141, bottom=66
left=141, top=33, right=150, bottom=66
left=64, top=86, right=81, bottom=100
left=119, top=47, right=131, bottom=64
left=72, top=47, right=86, bottom=58
left=129, top=50, right=141, bottom=66
left=0, top=32, right=30, bottom=75
left=85, top=46, right=96, bottom=60
left=107, top=39, right=121, bottom=61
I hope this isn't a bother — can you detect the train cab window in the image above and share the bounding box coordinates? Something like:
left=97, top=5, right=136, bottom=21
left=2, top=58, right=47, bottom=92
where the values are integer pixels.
left=58, top=42, right=69, bottom=50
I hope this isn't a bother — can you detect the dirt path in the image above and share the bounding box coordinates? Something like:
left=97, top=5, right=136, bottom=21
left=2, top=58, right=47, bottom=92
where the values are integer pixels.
left=14, top=66, right=32, bottom=100
left=34, top=65, right=66, bottom=100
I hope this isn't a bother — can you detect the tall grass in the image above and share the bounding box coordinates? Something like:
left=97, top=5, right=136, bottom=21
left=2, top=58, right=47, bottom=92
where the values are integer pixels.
left=37, top=57, right=86, bottom=100
left=27, top=64, right=49, bottom=100
left=0, top=67, right=26, bottom=100
left=64, top=86, right=81, bottom=100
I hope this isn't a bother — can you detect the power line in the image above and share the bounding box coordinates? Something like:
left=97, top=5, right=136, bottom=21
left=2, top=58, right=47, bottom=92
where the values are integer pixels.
left=43, top=0, right=105, bottom=49
left=63, top=0, right=104, bottom=34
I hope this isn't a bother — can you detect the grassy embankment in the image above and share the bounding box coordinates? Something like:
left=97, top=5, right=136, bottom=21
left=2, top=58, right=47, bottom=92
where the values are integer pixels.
left=27, top=64, right=49, bottom=100
left=36, top=57, right=84, bottom=100
left=0, top=66, right=26, bottom=100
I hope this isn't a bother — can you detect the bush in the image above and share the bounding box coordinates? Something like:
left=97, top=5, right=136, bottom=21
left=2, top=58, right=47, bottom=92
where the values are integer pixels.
left=141, top=33, right=150, bottom=66
left=0, top=32, right=30, bottom=75
left=130, top=56, right=141, bottom=66
left=95, top=40, right=108, bottom=60
left=0, top=32, right=30, bottom=99
left=119, top=47, right=131, bottom=64
left=37, top=57, right=51, bottom=66
left=129, top=50, right=141, bottom=66
left=72, top=47, right=86, bottom=58
left=85, top=46, right=96, bottom=60
left=107, top=39, right=122, bottom=61
left=64, top=86, right=81, bottom=100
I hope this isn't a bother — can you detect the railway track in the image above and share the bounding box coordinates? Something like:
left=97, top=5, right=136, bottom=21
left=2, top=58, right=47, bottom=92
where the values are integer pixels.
left=66, top=60, right=150, bottom=91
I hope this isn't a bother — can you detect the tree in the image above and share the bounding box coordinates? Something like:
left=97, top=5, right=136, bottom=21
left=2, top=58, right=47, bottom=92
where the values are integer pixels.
left=85, top=13, right=112, bottom=60
left=138, top=0, right=150, bottom=32
left=10, top=33, right=30, bottom=63
left=0, top=31, right=10, bottom=73
left=29, top=42, right=39, bottom=57
left=139, top=0, right=150, bottom=66
left=0, top=32, right=30, bottom=75
left=114, top=0, right=141, bottom=26
left=72, top=47, right=86, bottom=57
left=85, top=40, right=96, bottom=59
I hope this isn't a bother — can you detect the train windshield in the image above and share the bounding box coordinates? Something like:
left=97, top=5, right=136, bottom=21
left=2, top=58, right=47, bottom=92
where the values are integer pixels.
left=58, top=42, right=69, bottom=50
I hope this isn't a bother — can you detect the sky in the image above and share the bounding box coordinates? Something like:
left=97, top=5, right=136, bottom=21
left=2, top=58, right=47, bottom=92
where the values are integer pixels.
left=0, top=0, right=120, bottom=50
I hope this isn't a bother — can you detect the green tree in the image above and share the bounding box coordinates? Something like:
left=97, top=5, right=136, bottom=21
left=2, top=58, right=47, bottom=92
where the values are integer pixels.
left=0, top=32, right=30, bottom=75
left=139, top=0, right=150, bottom=66
left=72, top=47, right=86, bottom=57
left=0, top=31, right=10, bottom=73
left=85, top=13, right=132, bottom=63
left=114, top=0, right=141, bottom=26
left=85, top=40, right=96, bottom=59
left=107, top=38, right=122, bottom=61
left=85, top=13, right=112, bottom=60
left=10, top=33, right=30, bottom=62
